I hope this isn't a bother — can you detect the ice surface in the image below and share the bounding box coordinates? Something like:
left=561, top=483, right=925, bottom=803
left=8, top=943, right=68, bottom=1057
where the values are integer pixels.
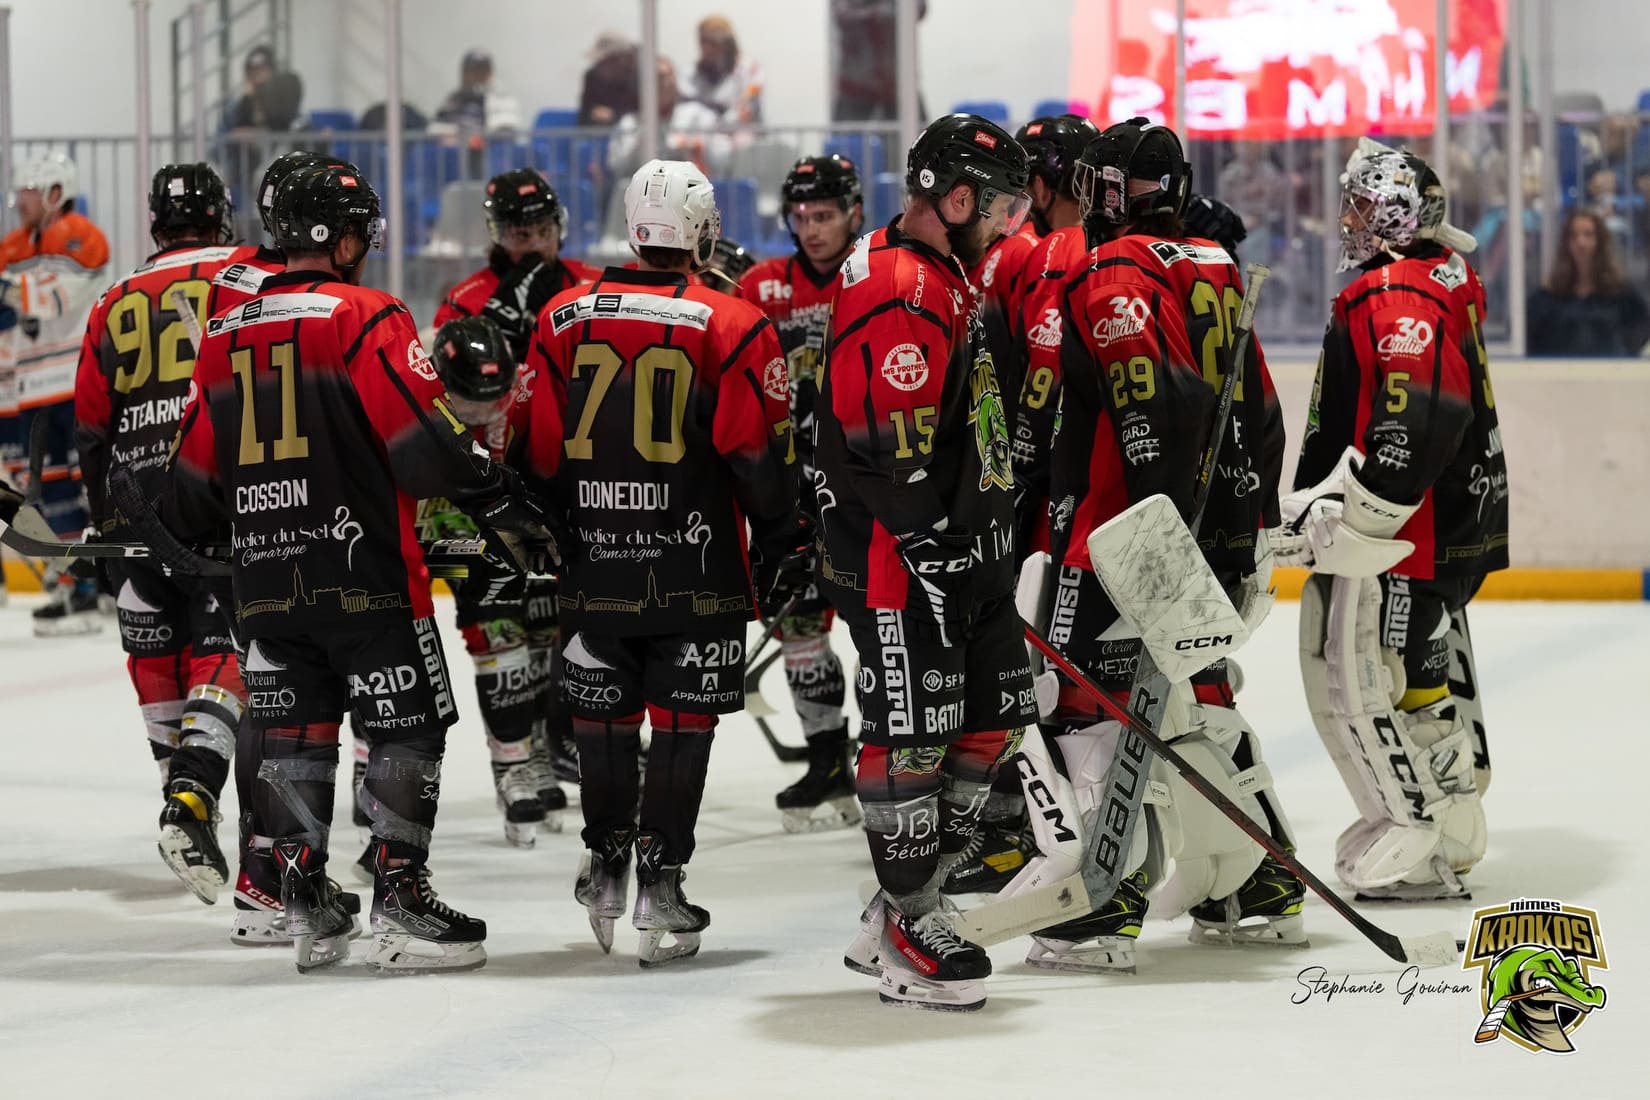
left=1, top=595, right=1643, bottom=1097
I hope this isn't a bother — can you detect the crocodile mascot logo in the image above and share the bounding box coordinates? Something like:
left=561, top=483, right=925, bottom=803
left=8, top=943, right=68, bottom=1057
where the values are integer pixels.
left=968, top=349, right=1013, bottom=492
left=1463, top=900, right=1609, bottom=1054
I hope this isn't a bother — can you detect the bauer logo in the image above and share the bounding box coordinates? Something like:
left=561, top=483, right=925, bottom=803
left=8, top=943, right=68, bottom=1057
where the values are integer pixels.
left=1461, top=899, right=1609, bottom=1054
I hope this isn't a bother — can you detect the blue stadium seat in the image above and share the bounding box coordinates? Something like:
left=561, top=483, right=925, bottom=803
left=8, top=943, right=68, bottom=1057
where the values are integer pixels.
left=1030, top=98, right=1088, bottom=122
left=950, top=100, right=1011, bottom=126
left=824, top=134, right=886, bottom=179
left=870, top=171, right=904, bottom=228
left=305, top=109, right=356, bottom=132
left=532, top=108, right=579, bottom=130
left=712, top=177, right=761, bottom=248
left=1556, top=121, right=1585, bottom=204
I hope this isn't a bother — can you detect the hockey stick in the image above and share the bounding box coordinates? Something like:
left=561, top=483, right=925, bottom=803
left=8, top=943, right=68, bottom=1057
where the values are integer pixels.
left=11, top=414, right=55, bottom=580
left=743, top=595, right=809, bottom=760
left=170, top=288, right=206, bottom=353
left=1474, top=988, right=1548, bottom=1044
left=962, top=264, right=1272, bottom=946
left=108, top=467, right=231, bottom=577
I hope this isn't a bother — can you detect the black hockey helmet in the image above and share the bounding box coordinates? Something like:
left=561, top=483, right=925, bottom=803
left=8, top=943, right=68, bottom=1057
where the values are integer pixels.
left=1016, top=114, right=1100, bottom=197
left=257, top=150, right=333, bottom=236
left=905, top=113, right=1030, bottom=224
left=782, top=154, right=862, bottom=210
left=1074, top=117, right=1192, bottom=244
left=149, top=162, right=234, bottom=242
left=432, top=316, right=517, bottom=418
left=270, top=162, right=385, bottom=257
left=1183, top=192, right=1248, bottom=262
left=700, top=237, right=756, bottom=296
left=483, top=168, right=568, bottom=238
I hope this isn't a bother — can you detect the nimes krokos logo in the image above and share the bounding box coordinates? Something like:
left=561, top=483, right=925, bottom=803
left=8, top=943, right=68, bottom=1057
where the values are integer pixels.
left=1462, top=899, right=1609, bottom=1054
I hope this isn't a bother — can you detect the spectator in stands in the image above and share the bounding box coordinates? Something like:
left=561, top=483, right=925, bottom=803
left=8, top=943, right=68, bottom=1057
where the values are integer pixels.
left=580, top=32, right=640, bottom=126
left=681, top=15, right=763, bottom=123
left=1527, top=209, right=1650, bottom=357
left=436, top=49, right=521, bottom=133
left=608, top=57, right=728, bottom=179
left=1215, top=142, right=1288, bottom=259
left=830, top=0, right=926, bottom=121
left=224, top=45, right=303, bottom=132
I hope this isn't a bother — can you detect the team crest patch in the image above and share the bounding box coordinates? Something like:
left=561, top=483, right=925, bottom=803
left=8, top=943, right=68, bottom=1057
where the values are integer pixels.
left=762, top=357, right=789, bottom=402
left=967, top=349, right=1012, bottom=492
left=407, top=339, right=437, bottom=382
left=1462, top=898, right=1609, bottom=1054
left=881, top=343, right=929, bottom=391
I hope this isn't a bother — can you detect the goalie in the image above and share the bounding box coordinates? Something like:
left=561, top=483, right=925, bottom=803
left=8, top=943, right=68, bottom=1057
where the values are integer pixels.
left=1282, top=140, right=1505, bottom=902
left=1019, top=118, right=1300, bottom=973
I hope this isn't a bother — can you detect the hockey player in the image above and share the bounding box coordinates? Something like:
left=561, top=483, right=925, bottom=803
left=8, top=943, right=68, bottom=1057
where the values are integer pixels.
left=1282, top=139, right=1502, bottom=901
left=523, top=159, right=806, bottom=966
left=815, top=114, right=1038, bottom=1011
left=163, top=161, right=551, bottom=973
left=700, top=236, right=756, bottom=295
left=432, top=169, right=599, bottom=362
left=73, top=163, right=245, bottom=903
left=1028, top=118, right=1299, bottom=973
left=419, top=314, right=566, bottom=846
left=737, top=154, right=862, bottom=833
left=1, top=152, right=111, bottom=632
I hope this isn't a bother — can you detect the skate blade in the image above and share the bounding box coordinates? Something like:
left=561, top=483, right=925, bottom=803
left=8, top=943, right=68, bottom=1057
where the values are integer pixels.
left=877, top=969, right=986, bottom=1011
left=156, top=830, right=224, bottom=905
left=292, top=926, right=353, bottom=972
left=229, top=910, right=290, bottom=946
left=504, top=819, right=538, bottom=848
left=843, top=925, right=881, bottom=976
left=364, top=933, right=487, bottom=974
left=781, top=798, right=862, bottom=834
left=1024, top=936, right=1137, bottom=974
left=32, top=616, right=102, bottom=638
left=1189, top=913, right=1309, bottom=949
left=1354, top=884, right=1472, bottom=903
left=637, top=929, right=701, bottom=968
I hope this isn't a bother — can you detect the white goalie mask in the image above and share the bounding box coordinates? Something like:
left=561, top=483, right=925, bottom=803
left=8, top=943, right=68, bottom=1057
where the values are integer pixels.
left=1338, top=138, right=1475, bottom=272
left=12, top=151, right=79, bottom=210
left=624, top=159, right=721, bottom=268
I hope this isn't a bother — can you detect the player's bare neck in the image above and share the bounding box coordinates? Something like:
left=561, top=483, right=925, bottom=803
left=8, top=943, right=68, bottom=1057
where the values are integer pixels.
left=895, top=205, right=952, bottom=258
left=284, top=255, right=341, bottom=277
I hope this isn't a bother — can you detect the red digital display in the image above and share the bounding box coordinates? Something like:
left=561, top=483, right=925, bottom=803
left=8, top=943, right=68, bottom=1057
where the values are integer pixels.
left=1068, top=0, right=1507, bottom=139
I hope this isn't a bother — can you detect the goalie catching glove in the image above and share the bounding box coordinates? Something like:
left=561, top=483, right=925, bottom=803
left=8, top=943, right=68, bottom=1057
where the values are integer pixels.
left=1274, top=446, right=1418, bottom=577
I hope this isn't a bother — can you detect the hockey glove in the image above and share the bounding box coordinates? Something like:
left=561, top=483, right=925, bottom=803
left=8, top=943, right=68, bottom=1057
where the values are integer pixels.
left=896, top=526, right=976, bottom=644
left=752, top=526, right=816, bottom=620
left=1276, top=446, right=1417, bottom=577
left=0, top=479, right=22, bottom=524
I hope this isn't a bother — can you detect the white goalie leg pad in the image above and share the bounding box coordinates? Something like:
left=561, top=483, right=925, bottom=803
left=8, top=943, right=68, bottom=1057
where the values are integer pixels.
left=1014, top=552, right=1061, bottom=718
left=1299, top=575, right=1390, bottom=826
left=1057, top=711, right=1181, bottom=887
left=1234, top=528, right=1278, bottom=635
left=1087, top=494, right=1249, bottom=683
left=1446, top=608, right=1491, bottom=795
left=1000, top=727, right=1085, bottom=899
left=1314, top=573, right=1485, bottom=891
left=1151, top=700, right=1284, bottom=918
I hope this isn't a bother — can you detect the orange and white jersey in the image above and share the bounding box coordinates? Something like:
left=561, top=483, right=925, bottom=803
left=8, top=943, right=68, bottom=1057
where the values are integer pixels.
left=0, top=212, right=112, bottom=415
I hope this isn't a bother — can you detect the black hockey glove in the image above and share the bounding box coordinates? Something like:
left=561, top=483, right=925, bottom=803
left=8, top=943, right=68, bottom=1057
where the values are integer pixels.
left=480, top=257, right=545, bottom=358
left=895, top=526, right=976, bottom=643
left=0, top=478, right=22, bottom=524
left=751, top=525, right=816, bottom=620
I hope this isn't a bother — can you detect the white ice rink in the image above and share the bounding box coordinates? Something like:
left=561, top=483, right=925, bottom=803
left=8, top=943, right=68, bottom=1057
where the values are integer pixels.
left=1, top=593, right=1644, bottom=1098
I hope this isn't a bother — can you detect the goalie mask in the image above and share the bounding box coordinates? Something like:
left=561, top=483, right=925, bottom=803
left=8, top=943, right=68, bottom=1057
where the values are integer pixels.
left=1338, top=139, right=1477, bottom=272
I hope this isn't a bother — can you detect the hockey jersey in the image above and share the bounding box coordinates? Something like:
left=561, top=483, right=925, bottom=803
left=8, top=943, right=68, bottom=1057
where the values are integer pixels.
left=166, top=272, right=518, bottom=635
left=1295, top=246, right=1508, bottom=580
left=521, top=267, right=798, bottom=638
left=814, top=222, right=1019, bottom=615
left=208, top=245, right=287, bottom=312
left=1050, top=233, right=1282, bottom=580
left=433, top=254, right=601, bottom=361
left=737, top=251, right=842, bottom=520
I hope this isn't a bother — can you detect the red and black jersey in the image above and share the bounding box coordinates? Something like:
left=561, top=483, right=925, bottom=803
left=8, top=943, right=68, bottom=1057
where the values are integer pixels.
left=521, top=267, right=799, bottom=638
left=1295, top=247, right=1507, bottom=579
left=73, top=242, right=246, bottom=529
left=1050, top=234, right=1281, bottom=580
left=738, top=251, right=842, bottom=519
left=814, top=222, right=1019, bottom=615
left=165, top=272, right=512, bottom=636
left=1013, top=224, right=1090, bottom=556
left=433, top=254, right=600, bottom=360
left=969, top=220, right=1040, bottom=321
left=208, top=244, right=286, bottom=313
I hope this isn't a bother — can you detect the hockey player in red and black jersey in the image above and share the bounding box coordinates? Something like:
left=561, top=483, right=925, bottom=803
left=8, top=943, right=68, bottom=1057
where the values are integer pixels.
left=73, top=163, right=246, bottom=904
left=432, top=169, right=599, bottom=362
left=815, top=114, right=1038, bottom=1012
left=1282, top=139, right=1504, bottom=901
left=522, top=160, right=807, bottom=967
left=417, top=315, right=570, bottom=847
left=162, top=162, right=552, bottom=973
left=738, top=154, right=862, bottom=833
left=207, top=151, right=333, bottom=314
left=1030, top=119, right=1301, bottom=973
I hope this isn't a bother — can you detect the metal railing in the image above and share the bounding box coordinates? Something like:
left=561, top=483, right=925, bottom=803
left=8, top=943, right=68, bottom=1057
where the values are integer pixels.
left=169, top=0, right=290, bottom=161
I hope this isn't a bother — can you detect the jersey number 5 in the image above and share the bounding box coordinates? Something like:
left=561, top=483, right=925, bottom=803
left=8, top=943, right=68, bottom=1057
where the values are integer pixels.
left=565, top=343, right=693, bottom=463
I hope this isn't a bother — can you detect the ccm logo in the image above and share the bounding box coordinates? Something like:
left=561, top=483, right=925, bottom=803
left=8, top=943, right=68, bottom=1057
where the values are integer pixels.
left=1174, top=634, right=1233, bottom=650
left=912, top=560, right=968, bottom=574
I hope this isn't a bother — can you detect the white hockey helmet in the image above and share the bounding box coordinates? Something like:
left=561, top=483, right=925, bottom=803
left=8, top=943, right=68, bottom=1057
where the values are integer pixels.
left=623, top=159, right=720, bottom=267
left=13, top=151, right=79, bottom=210
left=1338, top=138, right=1475, bottom=272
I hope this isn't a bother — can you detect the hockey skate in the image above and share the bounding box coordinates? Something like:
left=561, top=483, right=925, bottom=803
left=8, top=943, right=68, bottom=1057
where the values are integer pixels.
left=843, top=889, right=884, bottom=976
left=230, top=850, right=360, bottom=947
left=365, top=844, right=487, bottom=974
left=574, top=826, right=635, bottom=953
left=526, top=727, right=569, bottom=830
left=775, top=730, right=860, bottom=833
left=1189, top=853, right=1310, bottom=947
left=271, top=837, right=355, bottom=972
left=1024, top=869, right=1150, bottom=974
left=491, top=759, right=547, bottom=847
left=878, top=900, right=992, bottom=1012
left=156, top=778, right=229, bottom=905
left=31, top=573, right=102, bottom=637
left=940, top=812, right=1036, bottom=896
left=631, top=830, right=709, bottom=968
